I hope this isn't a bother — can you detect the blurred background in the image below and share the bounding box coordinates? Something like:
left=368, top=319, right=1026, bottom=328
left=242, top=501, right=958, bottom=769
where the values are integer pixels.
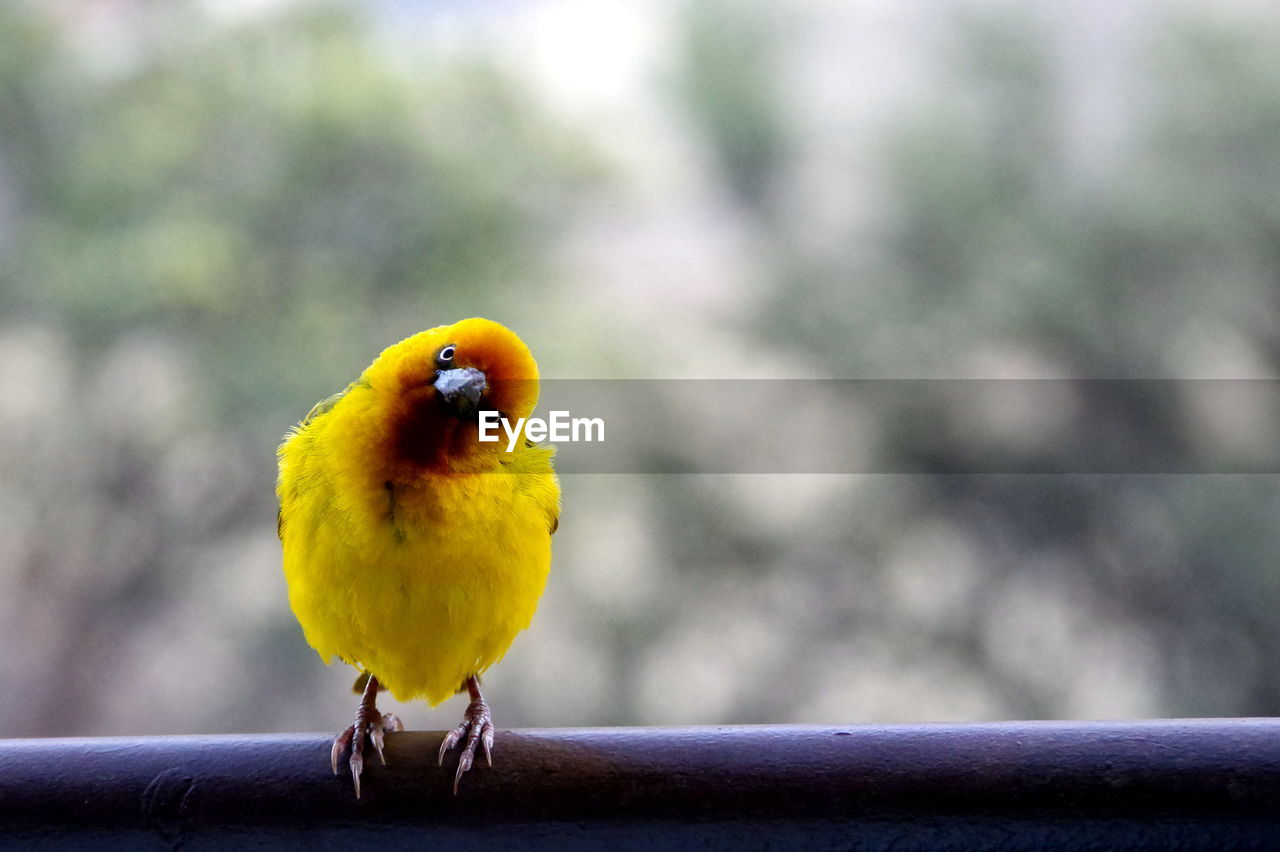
left=2, top=0, right=1280, bottom=737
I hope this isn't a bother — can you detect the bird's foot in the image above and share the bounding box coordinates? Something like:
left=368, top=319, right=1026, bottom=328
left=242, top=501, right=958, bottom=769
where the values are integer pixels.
left=438, top=677, right=494, bottom=794
left=332, top=674, right=403, bottom=799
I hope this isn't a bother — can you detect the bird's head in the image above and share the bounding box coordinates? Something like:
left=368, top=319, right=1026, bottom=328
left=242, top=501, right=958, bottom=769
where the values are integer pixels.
left=365, top=317, right=541, bottom=473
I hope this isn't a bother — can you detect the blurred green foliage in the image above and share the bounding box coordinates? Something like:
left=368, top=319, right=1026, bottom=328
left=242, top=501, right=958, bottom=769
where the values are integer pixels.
left=0, top=0, right=597, bottom=736
left=4, top=0, right=1280, bottom=738
left=1, top=1, right=594, bottom=431
left=678, top=0, right=787, bottom=210
left=681, top=5, right=1280, bottom=718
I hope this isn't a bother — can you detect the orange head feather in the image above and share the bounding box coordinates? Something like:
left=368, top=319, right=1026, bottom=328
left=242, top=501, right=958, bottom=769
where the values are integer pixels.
left=363, top=318, right=541, bottom=475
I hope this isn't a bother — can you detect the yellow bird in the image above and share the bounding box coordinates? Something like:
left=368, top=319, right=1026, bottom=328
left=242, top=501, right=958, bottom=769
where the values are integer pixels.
left=276, top=318, right=560, bottom=796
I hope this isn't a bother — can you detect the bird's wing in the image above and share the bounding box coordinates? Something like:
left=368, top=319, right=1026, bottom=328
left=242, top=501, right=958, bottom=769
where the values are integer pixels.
left=300, top=379, right=367, bottom=430
left=503, top=439, right=560, bottom=536
left=526, top=438, right=560, bottom=536
left=277, top=379, right=368, bottom=540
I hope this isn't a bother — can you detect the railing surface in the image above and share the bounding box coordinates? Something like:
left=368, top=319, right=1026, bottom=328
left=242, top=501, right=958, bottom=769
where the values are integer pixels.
left=0, top=720, right=1278, bottom=849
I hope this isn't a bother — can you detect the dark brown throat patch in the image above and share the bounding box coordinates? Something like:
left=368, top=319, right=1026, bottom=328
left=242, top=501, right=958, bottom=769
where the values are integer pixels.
left=390, top=388, right=494, bottom=474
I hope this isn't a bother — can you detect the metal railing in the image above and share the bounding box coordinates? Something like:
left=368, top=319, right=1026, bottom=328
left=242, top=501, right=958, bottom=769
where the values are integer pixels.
left=1, top=720, right=1278, bottom=848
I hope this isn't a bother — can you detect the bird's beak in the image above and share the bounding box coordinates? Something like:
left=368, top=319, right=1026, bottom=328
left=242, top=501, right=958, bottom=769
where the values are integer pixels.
left=433, top=367, right=487, bottom=416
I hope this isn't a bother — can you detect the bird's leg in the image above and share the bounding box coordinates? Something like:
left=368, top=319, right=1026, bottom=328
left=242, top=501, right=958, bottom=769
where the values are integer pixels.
left=331, top=673, right=404, bottom=799
left=437, top=675, right=495, bottom=794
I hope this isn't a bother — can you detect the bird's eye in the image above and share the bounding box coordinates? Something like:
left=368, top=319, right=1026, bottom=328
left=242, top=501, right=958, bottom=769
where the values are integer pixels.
left=435, top=345, right=457, bottom=369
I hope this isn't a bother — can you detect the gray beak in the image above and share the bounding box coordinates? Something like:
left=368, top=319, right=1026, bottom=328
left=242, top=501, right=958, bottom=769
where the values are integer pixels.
left=433, top=367, right=487, bottom=415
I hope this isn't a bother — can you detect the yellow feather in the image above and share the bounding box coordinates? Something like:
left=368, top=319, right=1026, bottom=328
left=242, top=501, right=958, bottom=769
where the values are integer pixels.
left=276, top=318, right=559, bottom=706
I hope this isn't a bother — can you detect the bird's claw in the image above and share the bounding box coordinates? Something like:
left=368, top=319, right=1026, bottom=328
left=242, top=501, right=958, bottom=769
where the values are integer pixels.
left=349, top=740, right=364, bottom=799
left=332, top=708, right=403, bottom=799
left=370, top=712, right=403, bottom=765
left=331, top=726, right=353, bottom=775
left=438, top=698, right=495, bottom=794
